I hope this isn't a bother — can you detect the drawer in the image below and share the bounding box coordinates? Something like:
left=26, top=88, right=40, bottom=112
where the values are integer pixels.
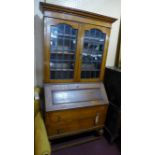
left=49, top=117, right=97, bottom=135
left=46, top=105, right=107, bottom=123
left=45, top=105, right=108, bottom=137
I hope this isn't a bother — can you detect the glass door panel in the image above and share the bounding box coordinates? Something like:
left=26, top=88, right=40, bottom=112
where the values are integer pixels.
left=81, top=29, right=106, bottom=79
left=50, top=24, right=77, bottom=80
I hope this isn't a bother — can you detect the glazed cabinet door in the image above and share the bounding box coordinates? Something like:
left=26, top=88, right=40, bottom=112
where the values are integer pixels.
left=78, top=24, right=111, bottom=82
left=44, top=18, right=79, bottom=82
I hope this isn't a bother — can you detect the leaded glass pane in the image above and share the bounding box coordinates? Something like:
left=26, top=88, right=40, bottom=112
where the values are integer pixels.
left=81, top=29, right=106, bottom=79
left=50, top=24, right=77, bottom=79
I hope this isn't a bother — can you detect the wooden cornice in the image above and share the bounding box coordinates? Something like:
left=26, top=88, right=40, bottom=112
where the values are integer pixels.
left=40, top=2, right=117, bottom=24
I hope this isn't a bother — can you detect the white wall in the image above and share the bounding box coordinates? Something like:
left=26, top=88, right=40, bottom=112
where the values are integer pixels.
left=34, top=0, right=44, bottom=86
left=34, top=0, right=121, bottom=86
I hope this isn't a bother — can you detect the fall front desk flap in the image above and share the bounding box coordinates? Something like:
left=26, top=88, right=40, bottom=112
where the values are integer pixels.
left=44, top=82, right=109, bottom=111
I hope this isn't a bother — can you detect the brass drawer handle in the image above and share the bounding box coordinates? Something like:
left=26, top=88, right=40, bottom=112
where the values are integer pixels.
left=95, top=113, right=99, bottom=125
left=57, top=128, right=64, bottom=134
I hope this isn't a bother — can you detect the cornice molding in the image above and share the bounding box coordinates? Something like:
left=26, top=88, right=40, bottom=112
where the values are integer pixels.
left=40, top=2, right=117, bottom=24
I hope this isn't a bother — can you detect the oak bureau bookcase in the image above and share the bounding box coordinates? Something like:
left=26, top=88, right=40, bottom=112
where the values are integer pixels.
left=40, top=2, right=117, bottom=140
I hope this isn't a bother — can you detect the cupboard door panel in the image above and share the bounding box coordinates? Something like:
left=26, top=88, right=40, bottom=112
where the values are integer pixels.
left=79, top=24, right=110, bottom=82
left=44, top=18, right=79, bottom=82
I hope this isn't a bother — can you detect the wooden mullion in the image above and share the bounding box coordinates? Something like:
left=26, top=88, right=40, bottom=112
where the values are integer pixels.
left=74, top=24, right=84, bottom=82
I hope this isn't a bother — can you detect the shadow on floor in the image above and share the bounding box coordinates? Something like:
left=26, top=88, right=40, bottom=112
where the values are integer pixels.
left=51, top=132, right=121, bottom=155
